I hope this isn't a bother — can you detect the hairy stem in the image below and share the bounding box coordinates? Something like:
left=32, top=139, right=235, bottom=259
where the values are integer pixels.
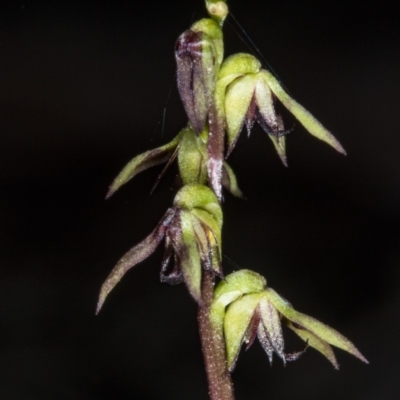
left=198, top=272, right=235, bottom=400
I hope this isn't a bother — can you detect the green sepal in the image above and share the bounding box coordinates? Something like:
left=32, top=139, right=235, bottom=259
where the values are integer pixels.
left=224, top=293, right=264, bottom=370
left=265, top=288, right=368, bottom=363
left=96, top=208, right=176, bottom=314
left=210, top=270, right=266, bottom=350
left=191, top=18, right=224, bottom=67
left=178, top=127, right=208, bottom=185
left=174, top=184, right=222, bottom=226
left=179, top=209, right=203, bottom=304
left=106, top=131, right=182, bottom=198
left=207, top=54, right=261, bottom=199
left=214, top=269, right=266, bottom=300
left=268, top=135, right=288, bottom=167
left=285, top=320, right=339, bottom=369
left=225, top=74, right=257, bottom=154
left=222, top=162, right=244, bottom=198
left=259, top=69, right=346, bottom=155
left=214, top=53, right=262, bottom=128
left=210, top=290, right=241, bottom=332
left=191, top=207, right=222, bottom=275
left=219, top=53, right=261, bottom=80
left=191, top=208, right=221, bottom=244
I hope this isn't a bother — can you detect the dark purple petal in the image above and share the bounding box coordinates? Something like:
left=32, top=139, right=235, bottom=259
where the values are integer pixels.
left=244, top=306, right=261, bottom=350
left=96, top=208, right=176, bottom=314
left=245, top=96, right=257, bottom=137
left=175, top=30, right=216, bottom=134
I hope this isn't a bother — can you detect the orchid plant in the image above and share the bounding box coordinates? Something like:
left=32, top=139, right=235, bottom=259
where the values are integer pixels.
left=97, top=1, right=367, bottom=399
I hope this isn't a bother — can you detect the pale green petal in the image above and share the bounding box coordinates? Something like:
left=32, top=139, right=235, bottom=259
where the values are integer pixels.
left=213, top=53, right=261, bottom=131
left=225, top=293, right=263, bottom=370
left=285, top=320, right=339, bottom=369
left=180, top=210, right=203, bottom=304
left=260, top=69, right=346, bottom=155
left=210, top=290, right=242, bottom=332
left=265, top=288, right=368, bottom=363
left=225, top=74, right=257, bottom=153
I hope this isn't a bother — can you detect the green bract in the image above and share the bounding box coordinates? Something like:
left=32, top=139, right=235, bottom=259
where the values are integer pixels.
left=211, top=270, right=368, bottom=371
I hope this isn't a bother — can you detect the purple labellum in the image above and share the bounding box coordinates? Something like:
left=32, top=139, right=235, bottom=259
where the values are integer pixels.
left=160, top=236, right=184, bottom=285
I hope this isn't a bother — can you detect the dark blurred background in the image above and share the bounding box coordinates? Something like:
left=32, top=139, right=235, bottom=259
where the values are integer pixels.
left=1, top=0, right=399, bottom=399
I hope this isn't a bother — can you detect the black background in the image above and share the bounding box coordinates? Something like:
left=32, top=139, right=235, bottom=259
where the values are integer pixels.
left=1, top=1, right=399, bottom=399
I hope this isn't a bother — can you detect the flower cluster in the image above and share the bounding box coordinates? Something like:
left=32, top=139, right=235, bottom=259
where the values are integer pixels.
left=176, top=14, right=346, bottom=199
left=211, top=270, right=368, bottom=370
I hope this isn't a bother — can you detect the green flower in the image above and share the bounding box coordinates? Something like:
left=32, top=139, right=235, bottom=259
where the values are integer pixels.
left=175, top=18, right=224, bottom=135
left=220, top=53, right=346, bottom=162
left=211, top=270, right=368, bottom=371
left=106, top=125, right=243, bottom=199
left=97, top=184, right=223, bottom=313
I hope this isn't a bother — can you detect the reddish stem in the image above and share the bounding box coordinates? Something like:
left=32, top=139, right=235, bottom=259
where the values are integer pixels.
left=198, top=272, right=235, bottom=400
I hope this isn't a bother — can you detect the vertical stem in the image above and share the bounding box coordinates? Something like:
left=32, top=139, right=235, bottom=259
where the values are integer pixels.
left=198, top=272, right=235, bottom=400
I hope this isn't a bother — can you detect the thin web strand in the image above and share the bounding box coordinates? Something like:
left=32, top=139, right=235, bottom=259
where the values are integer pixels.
left=228, top=11, right=292, bottom=95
